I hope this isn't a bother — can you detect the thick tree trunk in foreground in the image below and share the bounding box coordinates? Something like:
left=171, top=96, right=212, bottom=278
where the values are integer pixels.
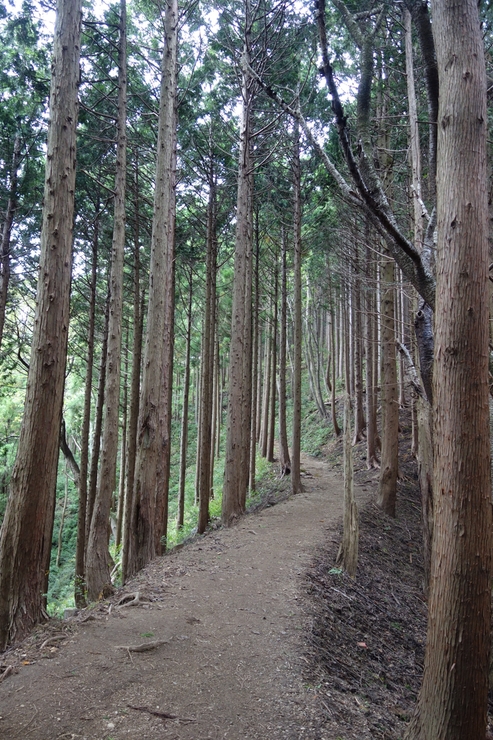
left=0, top=0, right=82, bottom=648
left=406, top=2, right=492, bottom=737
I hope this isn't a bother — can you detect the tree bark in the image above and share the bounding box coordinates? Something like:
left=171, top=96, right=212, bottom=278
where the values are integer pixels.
left=0, top=0, right=82, bottom=648
left=291, top=119, right=303, bottom=495
left=278, top=227, right=291, bottom=474
left=222, top=9, right=254, bottom=522
left=198, top=168, right=217, bottom=533
left=0, top=135, right=21, bottom=351
left=377, top=256, right=399, bottom=517
left=406, top=2, right=492, bottom=737
left=178, top=272, right=193, bottom=531
left=86, top=0, right=127, bottom=602
left=127, top=0, right=178, bottom=575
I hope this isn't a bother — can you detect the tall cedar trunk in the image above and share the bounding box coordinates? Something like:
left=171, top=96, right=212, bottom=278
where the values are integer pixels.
left=126, top=0, right=178, bottom=575
left=249, top=214, right=260, bottom=490
left=0, top=0, right=81, bottom=648
left=327, top=274, right=341, bottom=437
left=198, top=169, right=217, bottom=533
left=291, top=119, right=302, bottom=495
left=86, top=0, right=127, bottom=602
left=260, top=326, right=271, bottom=458
left=377, top=256, right=399, bottom=516
left=336, top=394, right=358, bottom=577
left=156, top=116, right=177, bottom=554
left=278, top=228, right=291, bottom=474
left=222, top=10, right=253, bottom=523
left=115, top=335, right=128, bottom=548
left=74, top=217, right=99, bottom=607
left=406, top=2, right=492, bottom=737
left=365, top=234, right=378, bottom=467
left=86, top=293, right=109, bottom=548
left=121, top=221, right=143, bottom=584
left=177, top=273, right=193, bottom=531
left=267, top=265, right=278, bottom=463
left=352, top=228, right=365, bottom=443
left=405, top=6, right=434, bottom=596
left=0, top=135, right=21, bottom=351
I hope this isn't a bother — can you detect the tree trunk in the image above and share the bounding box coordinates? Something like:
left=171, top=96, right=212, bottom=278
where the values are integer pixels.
left=121, top=188, right=143, bottom=585
left=178, top=272, right=193, bottom=531
left=278, top=227, right=291, bottom=474
left=365, top=234, right=378, bottom=467
left=267, top=265, right=278, bottom=463
left=127, top=0, right=178, bottom=575
left=86, top=0, right=127, bottom=602
left=0, top=135, right=21, bottom=351
left=352, top=227, right=365, bottom=443
left=0, top=0, right=82, bottom=648
left=336, top=394, right=358, bottom=577
left=198, top=167, right=217, bottom=534
left=406, top=2, right=492, bottom=736
left=377, top=255, right=399, bottom=516
left=74, top=219, right=99, bottom=607
left=291, top=119, right=303, bottom=495
left=249, top=213, right=260, bottom=490
left=222, top=11, right=254, bottom=522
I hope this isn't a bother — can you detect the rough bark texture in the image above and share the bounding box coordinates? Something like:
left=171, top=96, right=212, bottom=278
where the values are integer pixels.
left=377, top=257, right=399, bottom=517
left=0, top=135, right=21, bottom=351
left=178, top=275, right=192, bottom=531
left=74, top=222, right=99, bottom=607
left=291, top=120, right=302, bottom=495
left=336, top=394, right=359, bottom=577
left=222, top=15, right=253, bottom=523
left=0, top=0, right=82, bottom=648
left=406, top=1, right=492, bottom=737
left=121, top=170, right=143, bottom=584
left=86, top=0, right=127, bottom=602
left=278, top=229, right=291, bottom=475
left=127, top=0, right=177, bottom=575
left=198, top=174, right=217, bottom=534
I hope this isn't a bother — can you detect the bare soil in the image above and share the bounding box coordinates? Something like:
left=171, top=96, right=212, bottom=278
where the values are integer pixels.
left=0, top=442, right=432, bottom=740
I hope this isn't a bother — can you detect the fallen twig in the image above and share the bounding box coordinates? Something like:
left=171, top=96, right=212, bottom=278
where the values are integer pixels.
left=0, top=665, right=14, bottom=682
left=40, top=635, right=67, bottom=650
left=127, top=704, right=195, bottom=723
left=115, top=639, right=170, bottom=653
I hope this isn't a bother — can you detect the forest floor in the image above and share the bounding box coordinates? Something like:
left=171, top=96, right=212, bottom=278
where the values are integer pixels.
left=0, top=423, right=480, bottom=740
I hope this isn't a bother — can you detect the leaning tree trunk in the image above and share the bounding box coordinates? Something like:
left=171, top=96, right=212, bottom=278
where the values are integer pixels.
left=0, top=0, right=82, bottom=649
left=405, top=2, right=492, bottom=737
left=86, top=0, right=127, bottom=602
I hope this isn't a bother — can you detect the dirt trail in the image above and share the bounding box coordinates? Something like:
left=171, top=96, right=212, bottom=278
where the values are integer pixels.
left=0, top=455, right=369, bottom=740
